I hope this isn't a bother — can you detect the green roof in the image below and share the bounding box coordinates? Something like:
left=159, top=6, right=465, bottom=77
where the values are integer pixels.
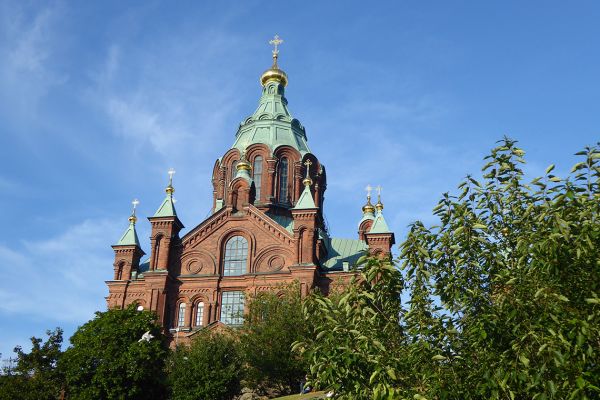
left=369, top=211, right=391, bottom=234
left=265, top=212, right=294, bottom=233
left=293, top=185, right=317, bottom=209
left=153, top=193, right=177, bottom=217
left=115, top=221, right=141, bottom=246
left=321, top=236, right=368, bottom=271
left=232, top=80, right=310, bottom=155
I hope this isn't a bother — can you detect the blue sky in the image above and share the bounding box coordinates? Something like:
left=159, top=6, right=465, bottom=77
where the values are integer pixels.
left=1, top=1, right=598, bottom=358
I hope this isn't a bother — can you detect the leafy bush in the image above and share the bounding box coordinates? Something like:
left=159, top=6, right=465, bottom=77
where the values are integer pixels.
left=168, top=329, right=242, bottom=400
left=60, top=305, right=168, bottom=400
left=240, top=284, right=309, bottom=395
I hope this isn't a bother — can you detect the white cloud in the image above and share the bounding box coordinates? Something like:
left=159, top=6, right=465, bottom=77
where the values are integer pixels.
left=0, top=2, right=66, bottom=114
left=0, top=218, right=121, bottom=322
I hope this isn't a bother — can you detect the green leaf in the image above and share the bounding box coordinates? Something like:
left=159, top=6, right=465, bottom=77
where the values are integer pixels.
left=519, top=355, right=530, bottom=367
left=545, top=164, right=555, bottom=174
left=432, top=355, right=447, bottom=361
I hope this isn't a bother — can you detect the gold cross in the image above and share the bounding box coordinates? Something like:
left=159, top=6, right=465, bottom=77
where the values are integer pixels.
left=168, top=168, right=176, bottom=186
left=269, top=34, right=283, bottom=55
left=132, top=198, right=139, bottom=215
left=304, top=159, right=312, bottom=178
left=365, top=184, right=373, bottom=198
left=376, top=185, right=382, bottom=197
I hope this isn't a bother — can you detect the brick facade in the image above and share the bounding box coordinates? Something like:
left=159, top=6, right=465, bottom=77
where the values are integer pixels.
left=106, top=59, right=395, bottom=345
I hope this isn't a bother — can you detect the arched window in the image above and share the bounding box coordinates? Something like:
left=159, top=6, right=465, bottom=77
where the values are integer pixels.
left=177, top=302, right=186, bottom=327
left=195, top=302, right=204, bottom=327
left=223, top=236, right=248, bottom=276
left=152, top=235, right=162, bottom=270
left=278, top=158, right=288, bottom=202
left=231, top=160, right=238, bottom=180
left=115, top=262, right=125, bottom=280
left=253, top=156, right=263, bottom=201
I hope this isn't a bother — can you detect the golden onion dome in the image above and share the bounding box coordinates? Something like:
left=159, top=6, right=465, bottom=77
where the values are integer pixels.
left=362, top=198, right=376, bottom=214
left=260, top=66, right=288, bottom=87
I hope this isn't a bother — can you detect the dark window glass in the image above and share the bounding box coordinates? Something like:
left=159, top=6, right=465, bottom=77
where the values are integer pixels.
left=279, top=158, right=288, bottom=202
left=253, top=156, right=263, bottom=200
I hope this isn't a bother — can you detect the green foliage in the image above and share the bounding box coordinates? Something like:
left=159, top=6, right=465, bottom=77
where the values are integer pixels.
left=295, top=256, right=406, bottom=400
left=298, top=139, right=600, bottom=399
left=60, top=305, right=168, bottom=400
left=239, top=283, right=309, bottom=395
left=0, top=328, right=64, bottom=400
left=168, top=329, right=242, bottom=400
left=409, top=138, right=600, bottom=399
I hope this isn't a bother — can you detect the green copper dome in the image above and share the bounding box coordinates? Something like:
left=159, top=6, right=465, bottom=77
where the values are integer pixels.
left=231, top=78, right=311, bottom=155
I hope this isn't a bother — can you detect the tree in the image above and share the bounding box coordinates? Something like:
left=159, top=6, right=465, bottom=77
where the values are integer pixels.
left=60, top=305, right=168, bottom=400
left=239, top=284, right=309, bottom=395
left=404, top=139, right=600, bottom=399
left=0, top=328, right=65, bottom=400
left=168, top=329, right=242, bottom=400
left=297, top=139, right=600, bottom=399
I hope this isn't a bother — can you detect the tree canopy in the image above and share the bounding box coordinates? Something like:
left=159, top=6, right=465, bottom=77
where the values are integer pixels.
left=60, top=305, right=168, bottom=400
left=297, top=139, right=600, bottom=399
left=0, top=328, right=64, bottom=400
left=239, top=284, right=309, bottom=395
left=168, top=329, right=242, bottom=400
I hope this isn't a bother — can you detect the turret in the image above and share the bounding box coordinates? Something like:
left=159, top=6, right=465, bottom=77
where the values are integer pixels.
left=364, top=186, right=395, bottom=256
left=358, top=185, right=376, bottom=240
left=111, top=199, right=145, bottom=281
left=148, top=169, right=184, bottom=272
left=292, top=160, right=319, bottom=264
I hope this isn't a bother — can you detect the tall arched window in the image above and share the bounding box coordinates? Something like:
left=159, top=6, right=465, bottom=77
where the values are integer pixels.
left=253, top=156, right=263, bottom=201
left=177, top=302, right=186, bottom=327
left=223, top=236, right=248, bottom=276
left=278, top=158, right=288, bottom=203
left=195, top=302, right=204, bottom=327
left=231, top=160, right=239, bottom=180
left=152, top=235, right=162, bottom=270
left=115, top=262, right=125, bottom=280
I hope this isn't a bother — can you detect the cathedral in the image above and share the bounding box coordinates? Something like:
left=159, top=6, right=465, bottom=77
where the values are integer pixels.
left=106, top=37, right=395, bottom=343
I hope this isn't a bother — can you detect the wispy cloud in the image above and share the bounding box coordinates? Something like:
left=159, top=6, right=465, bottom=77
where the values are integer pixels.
left=0, top=218, right=120, bottom=322
left=0, top=2, right=66, bottom=115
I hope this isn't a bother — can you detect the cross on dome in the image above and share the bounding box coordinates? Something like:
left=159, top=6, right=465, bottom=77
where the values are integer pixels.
left=365, top=184, right=373, bottom=198
left=303, top=159, right=313, bottom=186
left=269, top=34, right=283, bottom=55
left=129, top=198, right=140, bottom=224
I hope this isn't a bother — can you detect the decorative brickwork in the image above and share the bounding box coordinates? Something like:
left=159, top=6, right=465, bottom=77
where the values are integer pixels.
left=106, top=54, right=395, bottom=346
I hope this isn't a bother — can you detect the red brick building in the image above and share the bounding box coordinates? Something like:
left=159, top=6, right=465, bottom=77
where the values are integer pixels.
left=106, top=44, right=394, bottom=343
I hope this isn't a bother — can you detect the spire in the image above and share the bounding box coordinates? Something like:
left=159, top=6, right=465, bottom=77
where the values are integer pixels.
left=375, top=185, right=384, bottom=212
left=369, top=188, right=391, bottom=234
left=359, top=184, right=376, bottom=227
left=116, top=199, right=141, bottom=246
left=260, top=34, right=288, bottom=87
left=293, top=160, right=317, bottom=209
left=153, top=168, right=178, bottom=217
left=362, top=184, right=376, bottom=216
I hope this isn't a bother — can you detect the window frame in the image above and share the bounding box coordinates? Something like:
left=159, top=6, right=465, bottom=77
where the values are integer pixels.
left=222, top=235, right=249, bottom=276
left=220, top=291, right=245, bottom=325
left=177, top=302, right=186, bottom=327
left=253, top=156, right=263, bottom=201
left=278, top=157, right=289, bottom=203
